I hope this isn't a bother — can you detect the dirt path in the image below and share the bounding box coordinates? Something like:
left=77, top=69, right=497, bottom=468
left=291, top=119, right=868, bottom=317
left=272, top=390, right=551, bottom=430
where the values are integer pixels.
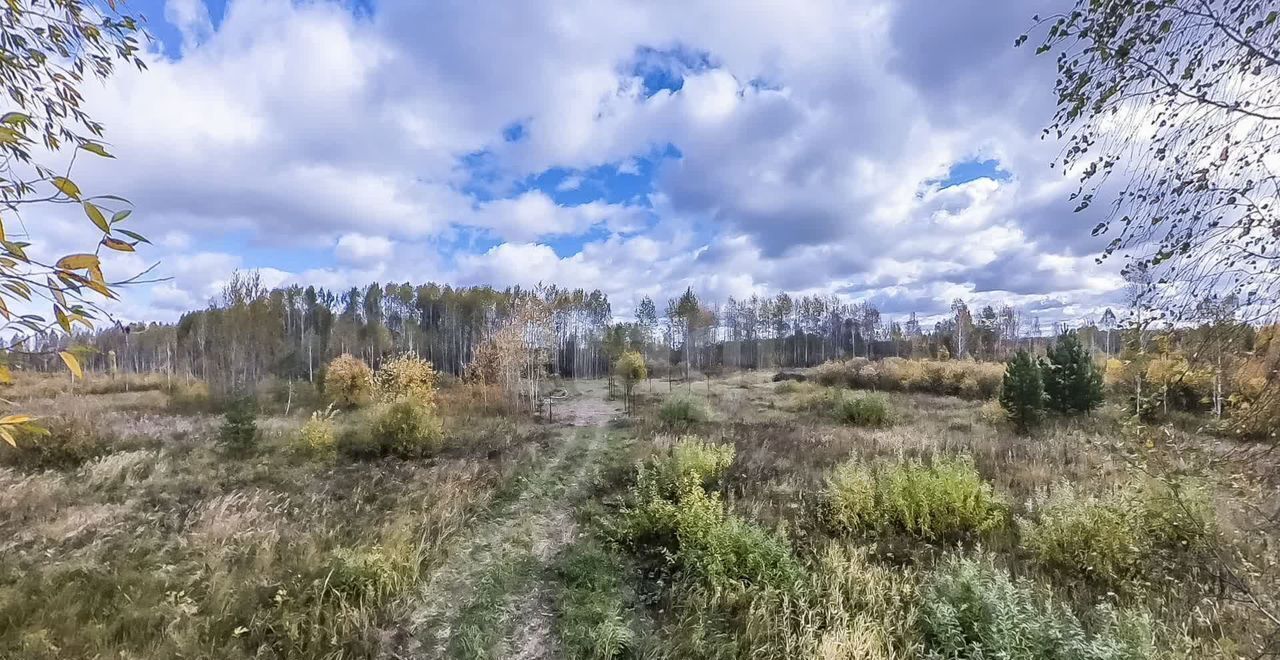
left=382, top=381, right=620, bottom=660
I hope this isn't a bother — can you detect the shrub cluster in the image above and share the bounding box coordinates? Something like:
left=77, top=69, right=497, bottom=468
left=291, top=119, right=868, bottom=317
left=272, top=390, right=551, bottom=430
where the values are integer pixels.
left=999, top=333, right=1104, bottom=433
left=813, top=357, right=1003, bottom=399
left=831, top=392, right=893, bottom=427
left=618, top=436, right=799, bottom=591
left=825, top=455, right=1007, bottom=542
left=658, top=394, right=710, bottom=425
left=1020, top=480, right=1217, bottom=592
left=920, top=555, right=1160, bottom=660
left=0, top=416, right=113, bottom=470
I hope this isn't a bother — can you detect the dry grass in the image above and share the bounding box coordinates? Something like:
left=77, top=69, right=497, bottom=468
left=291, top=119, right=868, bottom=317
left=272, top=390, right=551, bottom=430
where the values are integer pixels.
left=0, top=379, right=552, bottom=659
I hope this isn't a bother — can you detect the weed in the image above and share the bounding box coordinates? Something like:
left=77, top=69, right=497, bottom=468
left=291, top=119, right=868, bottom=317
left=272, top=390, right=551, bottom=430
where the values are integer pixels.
left=826, top=456, right=1006, bottom=542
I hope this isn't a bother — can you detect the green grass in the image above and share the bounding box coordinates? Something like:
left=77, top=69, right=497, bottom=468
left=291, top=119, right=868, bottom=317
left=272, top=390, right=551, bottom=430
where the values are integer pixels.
left=552, top=539, right=636, bottom=660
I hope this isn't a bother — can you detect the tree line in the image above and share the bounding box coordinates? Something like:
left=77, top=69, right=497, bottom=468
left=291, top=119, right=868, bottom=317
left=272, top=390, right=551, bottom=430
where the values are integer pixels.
left=10, top=271, right=1196, bottom=391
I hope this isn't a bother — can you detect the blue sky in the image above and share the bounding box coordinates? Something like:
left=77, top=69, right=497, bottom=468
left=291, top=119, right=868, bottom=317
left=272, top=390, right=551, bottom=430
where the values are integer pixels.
left=65, top=0, right=1124, bottom=324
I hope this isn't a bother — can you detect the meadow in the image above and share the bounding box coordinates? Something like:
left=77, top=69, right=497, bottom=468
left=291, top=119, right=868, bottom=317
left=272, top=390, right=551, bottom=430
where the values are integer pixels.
left=1, top=360, right=1277, bottom=659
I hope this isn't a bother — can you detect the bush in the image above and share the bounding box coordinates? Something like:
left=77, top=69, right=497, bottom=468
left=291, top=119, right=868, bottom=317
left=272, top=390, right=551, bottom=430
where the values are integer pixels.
left=324, top=354, right=373, bottom=408
left=920, top=555, right=1159, bottom=660
left=1043, top=332, right=1105, bottom=414
left=999, top=350, right=1044, bottom=434
left=291, top=405, right=337, bottom=458
left=638, top=435, right=734, bottom=501
left=374, top=353, right=438, bottom=404
left=831, top=392, right=893, bottom=427
left=620, top=483, right=799, bottom=590
left=1020, top=480, right=1216, bottom=591
left=372, top=399, right=444, bottom=459
left=0, top=417, right=112, bottom=470
left=218, top=397, right=258, bottom=454
left=658, top=394, right=709, bottom=425
left=826, top=456, right=1006, bottom=542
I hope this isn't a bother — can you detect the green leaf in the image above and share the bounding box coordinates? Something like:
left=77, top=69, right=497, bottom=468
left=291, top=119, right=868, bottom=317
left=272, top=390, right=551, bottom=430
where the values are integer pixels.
left=0, top=112, right=28, bottom=126
left=115, top=228, right=150, bottom=244
left=79, top=142, right=114, bottom=158
left=110, top=209, right=131, bottom=224
left=83, top=202, right=110, bottom=233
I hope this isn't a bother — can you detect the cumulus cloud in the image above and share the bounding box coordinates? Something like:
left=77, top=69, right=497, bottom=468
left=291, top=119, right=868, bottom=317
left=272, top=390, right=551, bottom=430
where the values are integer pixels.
left=50, top=0, right=1126, bottom=326
left=334, top=233, right=394, bottom=266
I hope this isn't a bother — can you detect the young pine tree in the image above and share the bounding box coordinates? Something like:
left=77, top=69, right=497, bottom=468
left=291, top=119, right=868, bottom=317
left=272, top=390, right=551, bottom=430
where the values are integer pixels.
left=1042, top=332, right=1104, bottom=414
left=1000, top=350, right=1044, bottom=434
left=219, top=397, right=259, bottom=454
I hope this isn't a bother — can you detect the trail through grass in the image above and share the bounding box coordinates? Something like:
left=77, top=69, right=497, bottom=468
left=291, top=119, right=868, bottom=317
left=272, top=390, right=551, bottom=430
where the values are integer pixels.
left=385, top=384, right=619, bottom=659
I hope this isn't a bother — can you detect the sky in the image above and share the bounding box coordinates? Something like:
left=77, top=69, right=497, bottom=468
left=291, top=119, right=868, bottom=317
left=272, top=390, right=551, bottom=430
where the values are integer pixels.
left=45, top=0, right=1128, bottom=326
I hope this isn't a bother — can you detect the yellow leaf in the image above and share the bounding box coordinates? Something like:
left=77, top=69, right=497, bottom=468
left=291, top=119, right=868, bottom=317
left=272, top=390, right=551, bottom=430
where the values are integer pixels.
left=85, top=279, right=116, bottom=299
left=55, top=306, right=70, bottom=332
left=102, top=237, right=134, bottom=252
left=0, top=414, right=34, bottom=425
left=0, top=365, right=11, bottom=384
left=59, top=351, right=83, bottom=379
left=52, top=177, right=81, bottom=200
left=0, top=216, right=6, bottom=241
left=83, top=202, right=110, bottom=233
left=0, top=297, right=10, bottom=321
left=56, top=253, right=99, bottom=270
left=0, top=427, right=14, bottom=448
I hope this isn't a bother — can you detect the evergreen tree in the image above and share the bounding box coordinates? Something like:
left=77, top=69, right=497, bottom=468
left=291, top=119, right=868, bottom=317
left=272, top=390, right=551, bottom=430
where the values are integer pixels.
left=219, top=397, right=259, bottom=455
left=1042, top=332, right=1104, bottom=414
left=1000, top=350, right=1044, bottom=435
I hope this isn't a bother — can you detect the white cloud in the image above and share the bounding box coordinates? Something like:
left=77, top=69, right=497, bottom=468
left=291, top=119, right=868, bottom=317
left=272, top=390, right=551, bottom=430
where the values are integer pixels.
left=42, top=0, right=1126, bottom=326
left=334, top=233, right=395, bottom=266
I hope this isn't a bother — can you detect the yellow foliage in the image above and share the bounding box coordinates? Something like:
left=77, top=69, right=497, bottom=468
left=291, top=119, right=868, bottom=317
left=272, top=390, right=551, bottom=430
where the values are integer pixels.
left=325, top=354, right=373, bottom=408
left=374, top=353, right=438, bottom=405
left=292, top=405, right=337, bottom=457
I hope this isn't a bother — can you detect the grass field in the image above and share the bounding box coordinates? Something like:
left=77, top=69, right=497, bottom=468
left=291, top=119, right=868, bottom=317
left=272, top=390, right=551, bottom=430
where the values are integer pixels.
left=1, top=370, right=1276, bottom=658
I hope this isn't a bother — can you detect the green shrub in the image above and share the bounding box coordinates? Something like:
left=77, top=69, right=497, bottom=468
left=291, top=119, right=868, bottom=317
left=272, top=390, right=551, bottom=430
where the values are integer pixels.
left=218, top=397, right=258, bottom=454
left=637, top=435, right=734, bottom=501
left=658, top=394, right=709, bottom=425
left=999, top=350, right=1045, bottom=434
left=831, top=392, right=893, bottom=427
left=621, top=484, right=798, bottom=590
left=336, top=424, right=382, bottom=460
left=372, top=399, right=445, bottom=458
left=0, top=417, right=112, bottom=470
left=1020, top=480, right=1216, bottom=591
left=920, top=555, right=1159, bottom=660
left=826, top=456, right=1006, bottom=542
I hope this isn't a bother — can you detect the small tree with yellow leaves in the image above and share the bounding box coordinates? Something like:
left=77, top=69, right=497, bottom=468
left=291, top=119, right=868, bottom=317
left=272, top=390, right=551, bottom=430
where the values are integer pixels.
left=374, top=353, right=438, bottom=405
left=616, top=350, right=647, bottom=414
left=324, top=354, right=373, bottom=408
